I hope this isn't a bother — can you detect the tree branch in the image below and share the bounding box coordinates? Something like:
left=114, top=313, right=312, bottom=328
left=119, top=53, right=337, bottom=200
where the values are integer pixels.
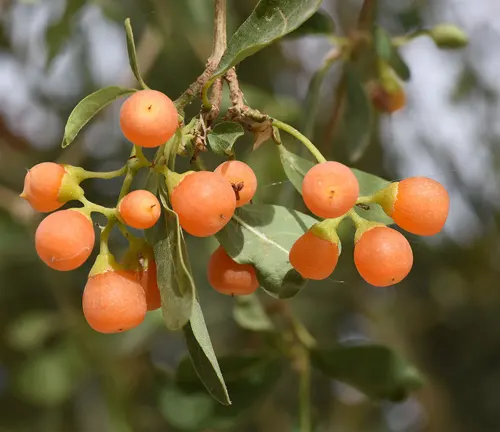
left=175, top=0, right=227, bottom=111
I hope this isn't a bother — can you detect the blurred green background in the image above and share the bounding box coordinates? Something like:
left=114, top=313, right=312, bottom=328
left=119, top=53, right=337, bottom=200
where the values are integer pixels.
left=1, top=0, right=499, bottom=431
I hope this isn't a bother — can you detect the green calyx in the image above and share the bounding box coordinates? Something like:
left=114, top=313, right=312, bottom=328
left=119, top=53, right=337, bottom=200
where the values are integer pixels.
left=165, top=169, right=194, bottom=197
left=58, top=165, right=85, bottom=203
left=372, top=182, right=399, bottom=217
left=310, top=217, right=343, bottom=255
left=428, top=24, right=468, bottom=49
left=89, top=252, right=124, bottom=278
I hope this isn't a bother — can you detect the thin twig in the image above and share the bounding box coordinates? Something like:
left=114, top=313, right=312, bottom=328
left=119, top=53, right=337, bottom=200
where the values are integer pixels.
left=225, top=67, right=245, bottom=108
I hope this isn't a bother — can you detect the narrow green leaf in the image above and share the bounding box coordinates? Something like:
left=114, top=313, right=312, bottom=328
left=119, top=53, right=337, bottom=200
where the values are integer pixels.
left=287, top=10, right=335, bottom=38
left=207, top=122, right=245, bottom=156
left=344, top=65, right=373, bottom=162
left=152, top=189, right=195, bottom=331
left=62, top=86, right=136, bottom=148
left=233, top=294, right=275, bottom=332
left=183, top=299, right=231, bottom=405
left=216, top=204, right=315, bottom=299
left=212, top=0, right=323, bottom=79
left=311, top=344, right=424, bottom=401
left=45, top=0, right=85, bottom=66
left=277, top=147, right=393, bottom=224
left=124, top=18, right=149, bottom=89
left=373, top=25, right=411, bottom=81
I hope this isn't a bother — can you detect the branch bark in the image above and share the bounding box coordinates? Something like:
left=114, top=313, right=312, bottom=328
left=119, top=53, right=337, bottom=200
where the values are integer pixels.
left=176, top=0, right=227, bottom=111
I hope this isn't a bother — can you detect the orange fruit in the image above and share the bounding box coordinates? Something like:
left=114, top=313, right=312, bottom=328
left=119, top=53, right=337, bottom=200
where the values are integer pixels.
left=141, top=260, right=161, bottom=311
left=214, top=161, right=257, bottom=207
left=354, top=226, right=413, bottom=287
left=207, top=246, right=259, bottom=295
left=289, top=230, right=339, bottom=280
left=380, top=177, right=450, bottom=236
left=35, top=210, right=95, bottom=271
left=118, top=190, right=161, bottom=229
left=171, top=171, right=236, bottom=237
left=302, top=161, right=359, bottom=218
left=82, top=270, right=147, bottom=333
left=21, top=162, right=66, bottom=212
left=120, top=89, right=178, bottom=148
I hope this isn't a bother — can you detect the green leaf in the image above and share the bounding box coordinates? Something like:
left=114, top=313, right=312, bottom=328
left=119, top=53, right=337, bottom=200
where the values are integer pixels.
left=278, top=145, right=314, bottom=193
left=212, top=0, right=323, bottom=79
left=159, top=385, right=214, bottom=431
left=152, top=189, right=195, bottom=331
left=277, top=147, right=393, bottom=224
left=287, top=10, right=335, bottom=38
left=343, top=65, right=373, bottom=162
left=233, top=294, right=275, bottom=332
left=6, top=311, right=60, bottom=351
left=216, top=204, right=315, bottom=299
left=62, top=86, right=136, bottom=148
left=45, top=0, right=85, bottom=66
left=183, top=299, right=231, bottom=405
left=373, top=25, right=411, bottom=81
left=311, top=344, right=424, bottom=401
left=124, top=18, right=149, bottom=89
left=207, top=122, right=245, bottom=156
left=351, top=169, right=393, bottom=224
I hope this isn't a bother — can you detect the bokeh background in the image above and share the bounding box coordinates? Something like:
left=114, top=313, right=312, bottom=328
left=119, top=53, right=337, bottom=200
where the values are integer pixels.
left=1, top=0, right=499, bottom=431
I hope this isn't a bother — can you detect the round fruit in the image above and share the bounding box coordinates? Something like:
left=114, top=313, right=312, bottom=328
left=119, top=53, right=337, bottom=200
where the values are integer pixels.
left=141, top=260, right=161, bottom=311
left=214, top=161, right=257, bottom=207
left=354, top=226, right=413, bottom=287
left=381, top=177, right=449, bottom=236
left=171, top=171, right=236, bottom=237
left=21, top=162, right=66, bottom=212
left=82, top=270, right=147, bottom=333
left=35, top=210, right=95, bottom=271
left=119, top=89, right=178, bottom=148
left=302, top=161, right=359, bottom=218
left=118, top=190, right=161, bottom=229
left=289, top=231, right=339, bottom=280
left=370, top=84, right=406, bottom=113
left=207, top=246, right=259, bottom=296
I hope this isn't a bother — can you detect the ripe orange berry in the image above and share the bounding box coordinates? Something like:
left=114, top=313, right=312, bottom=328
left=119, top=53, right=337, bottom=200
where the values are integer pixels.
left=289, top=231, right=339, bottom=280
left=20, top=162, right=69, bottom=212
left=207, top=246, right=259, bottom=296
left=141, top=260, right=161, bottom=311
left=354, top=226, right=413, bottom=287
left=35, top=210, right=95, bottom=271
left=171, top=171, right=236, bottom=237
left=82, top=270, right=147, bottom=333
left=302, top=161, right=359, bottom=218
left=379, top=177, right=450, bottom=236
left=120, top=89, right=178, bottom=148
left=214, top=161, right=257, bottom=207
left=118, top=190, right=161, bottom=229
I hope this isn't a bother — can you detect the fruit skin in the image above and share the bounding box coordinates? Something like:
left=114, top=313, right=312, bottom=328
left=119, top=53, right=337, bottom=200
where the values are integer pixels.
left=214, top=161, right=257, bottom=207
left=370, top=84, right=406, bottom=113
left=20, top=162, right=83, bottom=212
left=170, top=171, right=236, bottom=237
left=82, top=270, right=147, bottom=333
left=207, top=246, right=259, bottom=296
left=141, top=260, right=161, bottom=311
left=378, top=177, right=450, bottom=236
left=289, top=230, right=339, bottom=280
left=35, top=209, right=95, bottom=271
left=120, top=89, right=178, bottom=148
left=118, top=190, right=161, bottom=229
left=302, top=161, right=359, bottom=218
left=354, top=226, right=413, bottom=287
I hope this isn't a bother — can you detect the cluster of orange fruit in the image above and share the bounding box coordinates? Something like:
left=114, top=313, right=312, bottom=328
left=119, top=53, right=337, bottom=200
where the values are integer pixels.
left=20, top=89, right=449, bottom=334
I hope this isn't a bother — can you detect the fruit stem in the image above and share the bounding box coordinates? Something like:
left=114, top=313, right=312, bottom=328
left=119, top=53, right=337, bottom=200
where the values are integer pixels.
left=79, top=196, right=115, bottom=218
left=356, top=194, right=375, bottom=205
left=347, top=208, right=367, bottom=230
left=76, top=166, right=127, bottom=181
left=99, top=218, right=116, bottom=255
left=271, top=118, right=327, bottom=164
